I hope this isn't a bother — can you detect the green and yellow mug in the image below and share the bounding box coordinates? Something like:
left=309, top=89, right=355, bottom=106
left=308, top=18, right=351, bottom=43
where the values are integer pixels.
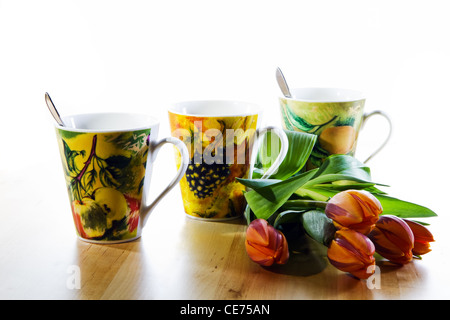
left=55, top=113, right=188, bottom=243
left=279, top=88, right=392, bottom=169
left=169, top=100, right=288, bottom=220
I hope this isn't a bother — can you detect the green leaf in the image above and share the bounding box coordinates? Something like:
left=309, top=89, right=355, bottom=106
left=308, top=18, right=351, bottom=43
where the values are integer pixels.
left=405, top=219, right=431, bottom=226
left=99, top=167, right=119, bottom=188
left=305, top=173, right=375, bottom=186
left=281, top=103, right=317, bottom=132
left=236, top=178, right=281, bottom=189
left=294, top=155, right=385, bottom=200
left=250, top=167, right=265, bottom=178
left=280, top=104, right=295, bottom=131
left=105, top=130, right=150, bottom=151
left=313, top=182, right=377, bottom=190
left=302, top=210, right=336, bottom=246
left=273, top=210, right=306, bottom=229
left=243, top=170, right=317, bottom=220
left=295, top=187, right=437, bottom=218
left=302, top=155, right=388, bottom=188
left=375, top=194, right=438, bottom=218
left=280, top=199, right=328, bottom=213
left=243, top=203, right=255, bottom=225
left=255, top=130, right=317, bottom=180
left=310, top=154, right=372, bottom=181
left=83, top=169, right=97, bottom=193
left=62, top=139, right=82, bottom=174
left=69, top=179, right=83, bottom=202
left=57, top=129, right=84, bottom=140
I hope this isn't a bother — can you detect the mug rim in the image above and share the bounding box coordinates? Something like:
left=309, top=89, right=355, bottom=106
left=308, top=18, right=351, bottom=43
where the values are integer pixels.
left=280, top=87, right=366, bottom=103
left=55, top=112, right=160, bottom=133
left=168, top=99, right=263, bottom=117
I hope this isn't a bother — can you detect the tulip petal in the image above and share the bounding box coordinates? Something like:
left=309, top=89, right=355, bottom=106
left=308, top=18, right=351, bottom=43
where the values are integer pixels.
left=403, top=219, right=434, bottom=243
left=328, top=240, right=366, bottom=271
left=245, top=219, right=289, bottom=266
left=403, top=219, right=434, bottom=256
left=327, top=229, right=375, bottom=275
left=274, top=231, right=289, bottom=264
left=368, top=228, right=398, bottom=253
left=246, top=219, right=270, bottom=247
left=369, top=215, right=414, bottom=265
left=245, top=241, right=275, bottom=266
left=376, top=215, right=414, bottom=253
left=412, top=241, right=431, bottom=255
left=326, top=203, right=360, bottom=225
left=349, top=190, right=382, bottom=218
left=349, top=263, right=376, bottom=280
left=337, top=228, right=375, bottom=258
left=369, top=228, right=408, bottom=261
left=325, top=190, right=381, bottom=234
left=326, top=193, right=363, bottom=225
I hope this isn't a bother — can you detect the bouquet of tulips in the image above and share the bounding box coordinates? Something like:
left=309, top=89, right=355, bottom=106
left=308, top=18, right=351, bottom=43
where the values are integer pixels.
left=238, top=130, right=436, bottom=279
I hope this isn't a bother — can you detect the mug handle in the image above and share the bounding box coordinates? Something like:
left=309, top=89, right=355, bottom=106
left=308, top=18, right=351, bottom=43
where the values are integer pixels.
left=255, top=126, right=289, bottom=179
left=140, top=136, right=189, bottom=227
left=361, top=110, right=392, bottom=163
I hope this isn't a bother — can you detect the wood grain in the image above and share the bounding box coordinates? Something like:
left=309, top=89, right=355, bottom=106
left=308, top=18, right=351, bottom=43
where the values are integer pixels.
left=0, top=158, right=447, bottom=300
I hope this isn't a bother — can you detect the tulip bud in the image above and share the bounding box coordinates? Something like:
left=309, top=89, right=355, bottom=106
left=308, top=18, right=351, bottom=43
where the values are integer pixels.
left=403, top=219, right=435, bottom=256
left=325, top=189, right=382, bottom=234
left=368, top=215, right=414, bottom=265
left=245, top=219, right=289, bottom=266
left=327, top=228, right=376, bottom=279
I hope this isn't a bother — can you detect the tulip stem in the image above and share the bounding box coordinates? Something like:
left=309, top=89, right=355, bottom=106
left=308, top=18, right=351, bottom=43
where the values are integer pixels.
left=295, top=187, right=330, bottom=202
left=281, top=199, right=327, bottom=211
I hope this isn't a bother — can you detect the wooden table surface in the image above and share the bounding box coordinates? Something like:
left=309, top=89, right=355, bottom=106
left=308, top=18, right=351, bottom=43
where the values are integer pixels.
left=0, top=138, right=448, bottom=300
left=2, top=0, right=450, bottom=303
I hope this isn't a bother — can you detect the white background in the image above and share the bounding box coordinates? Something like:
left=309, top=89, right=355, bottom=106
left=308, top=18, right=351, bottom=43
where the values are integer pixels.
left=0, top=0, right=449, bottom=297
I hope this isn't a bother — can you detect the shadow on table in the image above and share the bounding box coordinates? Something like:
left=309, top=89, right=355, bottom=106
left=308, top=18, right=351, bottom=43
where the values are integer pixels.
left=265, top=233, right=328, bottom=277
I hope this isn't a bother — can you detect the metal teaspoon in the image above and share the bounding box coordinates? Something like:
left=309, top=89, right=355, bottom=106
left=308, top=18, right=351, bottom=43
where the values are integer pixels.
left=276, top=67, right=292, bottom=98
left=45, top=92, right=65, bottom=126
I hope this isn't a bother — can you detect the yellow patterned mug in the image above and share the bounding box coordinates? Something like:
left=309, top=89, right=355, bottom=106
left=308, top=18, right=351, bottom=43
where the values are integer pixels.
left=55, top=113, right=188, bottom=243
left=279, top=88, right=392, bottom=169
left=169, top=100, right=288, bottom=220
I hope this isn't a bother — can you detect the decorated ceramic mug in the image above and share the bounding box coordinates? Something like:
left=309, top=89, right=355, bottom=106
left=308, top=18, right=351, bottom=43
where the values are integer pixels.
left=55, top=113, right=189, bottom=244
left=169, top=100, right=288, bottom=220
left=279, top=88, right=392, bottom=169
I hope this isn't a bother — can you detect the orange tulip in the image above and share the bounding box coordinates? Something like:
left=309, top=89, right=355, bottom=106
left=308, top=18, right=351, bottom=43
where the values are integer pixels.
left=368, top=215, right=414, bottom=265
left=325, top=189, right=382, bottom=234
left=403, top=219, right=435, bottom=256
left=327, top=228, right=376, bottom=279
left=245, top=219, right=289, bottom=266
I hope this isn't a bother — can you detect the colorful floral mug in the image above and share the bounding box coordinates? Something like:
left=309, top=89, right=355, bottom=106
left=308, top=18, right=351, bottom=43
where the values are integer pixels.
left=169, top=100, right=288, bottom=220
left=55, top=113, right=189, bottom=243
left=279, top=88, right=392, bottom=169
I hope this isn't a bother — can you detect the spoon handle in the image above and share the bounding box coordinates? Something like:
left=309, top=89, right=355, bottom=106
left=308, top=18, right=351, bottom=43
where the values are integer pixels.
left=276, top=67, right=292, bottom=98
left=45, top=92, right=65, bottom=126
